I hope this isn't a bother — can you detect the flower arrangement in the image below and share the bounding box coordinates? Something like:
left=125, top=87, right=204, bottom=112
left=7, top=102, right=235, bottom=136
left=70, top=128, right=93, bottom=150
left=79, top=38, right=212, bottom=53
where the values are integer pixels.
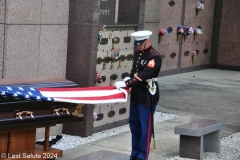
left=191, top=50, right=197, bottom=65
left=194, top=27, right=203, bottom=40
left=194, top=28, right=202, bottom=35
left=158, top=29, right=168, bottom=43
left=177, top=25, right=201, bottom=41
left=98, top=25, right=107, bottom=44
left=196, top=1, right=204, bottom=16
left=183, top=26, right=194, bottom=40
left=177, top=25, right=184, bottom=42
left=111, top=48, right=119, bottom=62
left=110, top=48, right=120, bottom=69
left=95, top=71, right=103, bottom=84
left=93, top=112, right=98, bottom=121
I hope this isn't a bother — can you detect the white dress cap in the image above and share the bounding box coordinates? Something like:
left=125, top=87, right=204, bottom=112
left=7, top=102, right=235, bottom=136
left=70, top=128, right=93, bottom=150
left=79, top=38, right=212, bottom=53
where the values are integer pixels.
left=131, top=30, right=152, bottom=41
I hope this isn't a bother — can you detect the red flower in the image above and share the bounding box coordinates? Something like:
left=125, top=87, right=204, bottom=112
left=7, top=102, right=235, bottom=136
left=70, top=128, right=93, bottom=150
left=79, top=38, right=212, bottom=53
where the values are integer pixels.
left=158, top=29, right=165, bottom=35
left=95, top=72, right=103, bottom=83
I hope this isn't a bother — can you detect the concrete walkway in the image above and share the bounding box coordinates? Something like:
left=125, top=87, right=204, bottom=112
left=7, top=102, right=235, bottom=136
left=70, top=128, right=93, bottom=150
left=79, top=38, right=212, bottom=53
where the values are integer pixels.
left=56, top=69, right=240, bottom=160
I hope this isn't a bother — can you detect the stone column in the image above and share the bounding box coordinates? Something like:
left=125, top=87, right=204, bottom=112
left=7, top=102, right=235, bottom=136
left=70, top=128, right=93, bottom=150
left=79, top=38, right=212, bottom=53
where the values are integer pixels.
left=63, top=0, right=100, bottom=137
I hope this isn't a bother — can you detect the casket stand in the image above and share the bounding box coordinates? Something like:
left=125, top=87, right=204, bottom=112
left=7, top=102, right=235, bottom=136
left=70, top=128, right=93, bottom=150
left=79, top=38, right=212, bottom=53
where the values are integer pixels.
left=0, top=77, right=84, bottom=160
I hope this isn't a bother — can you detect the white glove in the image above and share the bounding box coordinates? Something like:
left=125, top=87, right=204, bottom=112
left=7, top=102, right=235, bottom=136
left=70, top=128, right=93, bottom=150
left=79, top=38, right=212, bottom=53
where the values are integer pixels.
left=114, top=81, right=126, bottom=89
left=123, top=77, right=131, bottom=82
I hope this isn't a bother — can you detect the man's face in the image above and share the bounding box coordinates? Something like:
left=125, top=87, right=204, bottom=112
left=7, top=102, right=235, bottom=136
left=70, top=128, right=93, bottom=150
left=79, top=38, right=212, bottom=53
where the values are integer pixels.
left=137, top=39, right=147, bottom=51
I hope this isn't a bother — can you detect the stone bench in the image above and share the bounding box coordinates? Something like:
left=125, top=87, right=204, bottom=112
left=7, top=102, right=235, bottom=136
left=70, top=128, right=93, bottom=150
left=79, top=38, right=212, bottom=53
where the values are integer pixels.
left=174, top=119, right=226, bottom=160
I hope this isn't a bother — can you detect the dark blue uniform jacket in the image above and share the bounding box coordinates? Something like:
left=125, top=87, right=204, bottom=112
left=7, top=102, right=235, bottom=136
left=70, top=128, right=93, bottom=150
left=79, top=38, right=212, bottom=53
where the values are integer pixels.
left=125, top=46, right=162, bottom=105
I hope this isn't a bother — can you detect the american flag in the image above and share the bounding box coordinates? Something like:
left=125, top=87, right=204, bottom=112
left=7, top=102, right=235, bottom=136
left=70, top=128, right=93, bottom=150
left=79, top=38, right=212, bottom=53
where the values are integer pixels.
left=0, top=86, right=129, bottom=104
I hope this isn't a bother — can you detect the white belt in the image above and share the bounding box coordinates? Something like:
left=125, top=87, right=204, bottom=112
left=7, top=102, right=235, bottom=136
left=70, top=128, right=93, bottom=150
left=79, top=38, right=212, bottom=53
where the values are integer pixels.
left=146, top=78, right=157, bottom=82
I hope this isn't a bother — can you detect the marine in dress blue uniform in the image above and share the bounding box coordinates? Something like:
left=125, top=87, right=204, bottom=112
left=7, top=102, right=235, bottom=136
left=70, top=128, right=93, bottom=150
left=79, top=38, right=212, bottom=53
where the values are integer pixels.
left=114, top=30, right=162, bottom=160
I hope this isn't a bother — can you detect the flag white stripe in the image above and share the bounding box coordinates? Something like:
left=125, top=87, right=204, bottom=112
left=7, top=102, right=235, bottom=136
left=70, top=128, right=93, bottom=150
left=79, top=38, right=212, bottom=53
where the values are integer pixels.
left=40, top=89, right=123, bottom=98
left=42, top=88, right=128, bottom=104
left=53, top=98, right=127, bottom=104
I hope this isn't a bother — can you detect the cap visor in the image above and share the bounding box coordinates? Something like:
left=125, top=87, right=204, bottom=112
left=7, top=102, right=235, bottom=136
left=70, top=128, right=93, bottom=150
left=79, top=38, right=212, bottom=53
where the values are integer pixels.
left=134, top=39, right=146, bottom=45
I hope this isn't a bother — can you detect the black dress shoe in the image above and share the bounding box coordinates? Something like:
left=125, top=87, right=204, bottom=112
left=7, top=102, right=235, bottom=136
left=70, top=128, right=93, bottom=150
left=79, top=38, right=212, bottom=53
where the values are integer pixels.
left=130, top=156, right=136, bottom=160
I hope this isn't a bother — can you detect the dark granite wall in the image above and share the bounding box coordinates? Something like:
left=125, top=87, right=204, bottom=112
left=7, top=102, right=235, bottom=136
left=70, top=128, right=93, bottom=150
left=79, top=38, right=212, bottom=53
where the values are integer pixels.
left=216, top=0, right=240, bottom=70
left=99, top=0, right=116, bottom=25
left=210, top=0, right=223, bottom=66
left=118, top=0, right=141, bottom=25
left=63, top=0, right=100, bottom=137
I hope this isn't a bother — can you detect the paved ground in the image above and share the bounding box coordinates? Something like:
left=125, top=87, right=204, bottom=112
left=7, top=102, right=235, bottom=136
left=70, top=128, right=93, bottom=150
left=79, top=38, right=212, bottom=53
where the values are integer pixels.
left=56, top=69, right=240, bottom=160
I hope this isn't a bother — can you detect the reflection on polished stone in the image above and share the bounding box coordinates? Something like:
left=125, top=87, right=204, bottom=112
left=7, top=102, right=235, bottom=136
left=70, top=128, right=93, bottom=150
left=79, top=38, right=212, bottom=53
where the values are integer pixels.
left=73, top=150, right=129, bottom=160
left=174, top=119, right=226, bottom=137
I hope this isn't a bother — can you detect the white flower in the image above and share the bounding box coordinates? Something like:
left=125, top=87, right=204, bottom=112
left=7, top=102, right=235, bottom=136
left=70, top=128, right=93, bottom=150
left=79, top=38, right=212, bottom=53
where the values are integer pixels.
left=194, top=28, right=202, bottom=35
left=196, top=2, right=204, bottom=10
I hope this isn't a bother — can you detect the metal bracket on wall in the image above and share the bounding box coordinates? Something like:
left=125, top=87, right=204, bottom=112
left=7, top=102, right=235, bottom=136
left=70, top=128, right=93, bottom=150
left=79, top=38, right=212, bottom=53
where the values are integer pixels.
left=169, top=0, right=175, bottom=6
left=108, top=106, right=115, bottom=118
left=124, top=31, right=131, bottom=43
left=203, top=49, right=209, bottom=54
left=184, top=51, right=190, bottom=57
left=126, top=54, right=133, bottom=61
left=195, top=50, right=200, bottom=55
left=96, top=106, right=104, bottom=121
left=97, top=57, right=103, bottom=64
left=170, top=52, right=176, bottom=58
left=100, top=38, right=108, bottom=45
left=102, top=76, right=106, bottom=82
left=103, top=57, right=111, bottom=63
left=124, top=37, right=131, bottom=43
left=119, top=108, right=126, bottom=115
left=112, top=37, right=120, bottom=44
left=110, top=74, right=118, bottom=86
left=197, top=26, right=202, bottom=29
left=167, top=27, right=173, bottom=33
left=121, top=72, right=129, bottom=79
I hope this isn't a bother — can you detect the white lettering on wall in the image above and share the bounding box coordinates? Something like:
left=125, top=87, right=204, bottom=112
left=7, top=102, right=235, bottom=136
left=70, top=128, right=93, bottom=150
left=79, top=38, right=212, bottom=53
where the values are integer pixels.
left=100, top=10, right=110, bottom=15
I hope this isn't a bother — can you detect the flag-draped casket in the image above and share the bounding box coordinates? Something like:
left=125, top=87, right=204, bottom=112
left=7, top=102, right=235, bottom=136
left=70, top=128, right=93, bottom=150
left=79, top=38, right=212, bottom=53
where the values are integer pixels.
left=0, top=77, right=83, bottom=160
left=0, top=77, right=128, bottom=160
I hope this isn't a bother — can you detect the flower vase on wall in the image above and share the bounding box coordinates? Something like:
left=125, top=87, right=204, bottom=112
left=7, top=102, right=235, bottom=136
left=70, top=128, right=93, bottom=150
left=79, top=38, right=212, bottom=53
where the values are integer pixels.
left=158, top=29, right=167, bottom=43
left=177, top=25, right=184, bottom=42
left=196, top=1, right=204, bottom=16
left=191, top=51, right=197, bottom=65
left=194, top=27, right=202, bottom=41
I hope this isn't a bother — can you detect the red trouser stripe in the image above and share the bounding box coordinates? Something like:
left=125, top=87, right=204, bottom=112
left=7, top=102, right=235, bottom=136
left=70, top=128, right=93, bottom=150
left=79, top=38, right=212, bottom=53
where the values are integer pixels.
left=146, top=113, right=152, bottom=160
